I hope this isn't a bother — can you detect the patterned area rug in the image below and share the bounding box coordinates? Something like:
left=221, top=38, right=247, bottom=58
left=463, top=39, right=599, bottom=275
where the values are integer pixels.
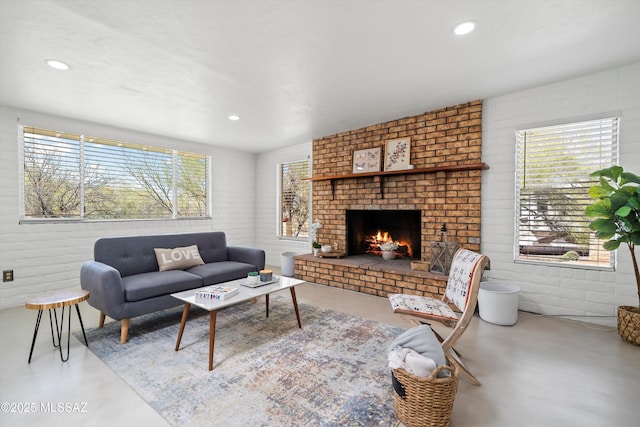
left=77, top=293, right=404, bottom=426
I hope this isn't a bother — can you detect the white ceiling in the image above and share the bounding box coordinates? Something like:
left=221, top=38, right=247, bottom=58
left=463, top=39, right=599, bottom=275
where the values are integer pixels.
left=1, top=0, right=639, bottom=153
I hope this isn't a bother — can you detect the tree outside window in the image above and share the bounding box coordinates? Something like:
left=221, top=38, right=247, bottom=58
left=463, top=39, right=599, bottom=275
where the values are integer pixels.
left=22, top=126, right=209, bottom=220
left=279, top=160, right=310, bottom=238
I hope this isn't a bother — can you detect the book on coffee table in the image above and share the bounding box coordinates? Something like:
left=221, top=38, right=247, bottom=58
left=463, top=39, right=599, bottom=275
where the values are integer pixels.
left=195, top=285, right=239, bottom=300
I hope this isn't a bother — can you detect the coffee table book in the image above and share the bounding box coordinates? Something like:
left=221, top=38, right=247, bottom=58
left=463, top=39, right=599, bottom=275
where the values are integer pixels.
left=195, top=285, right=239, bottom=301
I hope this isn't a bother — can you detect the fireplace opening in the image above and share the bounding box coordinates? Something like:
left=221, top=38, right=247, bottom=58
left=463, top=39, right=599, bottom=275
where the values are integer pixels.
left=346, top=210, right=421, bottom=259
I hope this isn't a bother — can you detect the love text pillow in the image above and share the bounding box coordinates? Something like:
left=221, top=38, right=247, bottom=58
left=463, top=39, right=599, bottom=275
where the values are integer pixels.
left=154, top=245, right=205, bottom=271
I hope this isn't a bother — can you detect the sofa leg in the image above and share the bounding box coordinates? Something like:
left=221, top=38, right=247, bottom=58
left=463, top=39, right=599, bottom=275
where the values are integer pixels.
left=99, top=312, right=106, bottom=328
left=120, top=318, right=130, bottom=344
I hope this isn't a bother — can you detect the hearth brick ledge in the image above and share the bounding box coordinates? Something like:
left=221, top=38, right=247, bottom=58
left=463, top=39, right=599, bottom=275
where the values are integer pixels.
left=294, top=254, right=448, bottom=298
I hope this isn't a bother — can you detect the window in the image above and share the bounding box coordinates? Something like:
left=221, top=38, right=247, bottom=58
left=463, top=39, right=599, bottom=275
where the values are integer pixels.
left=278, top=159, right=310, bottom=238
left=515, top=117, right=619, bottom=268
left=22, top=126, right=210, bottom=220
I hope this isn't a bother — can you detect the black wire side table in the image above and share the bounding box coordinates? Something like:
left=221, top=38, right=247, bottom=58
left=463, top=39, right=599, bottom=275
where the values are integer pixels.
left=25, top=289, right=89, bottom=363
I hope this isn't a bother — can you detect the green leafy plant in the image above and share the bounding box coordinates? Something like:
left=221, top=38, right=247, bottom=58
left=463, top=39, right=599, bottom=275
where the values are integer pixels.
left=312, top=241, right=321, bottom=249
left=586, top=166, right=640, bottom=305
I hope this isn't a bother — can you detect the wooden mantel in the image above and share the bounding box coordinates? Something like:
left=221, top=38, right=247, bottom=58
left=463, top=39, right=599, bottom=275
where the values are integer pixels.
left=305, top=162, right=489, bottom=198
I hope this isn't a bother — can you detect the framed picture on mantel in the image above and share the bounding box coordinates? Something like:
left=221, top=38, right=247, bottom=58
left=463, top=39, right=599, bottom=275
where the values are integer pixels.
left=384, top=137, right=410, bottom=171
left=352, top=147, right=382, bottom=173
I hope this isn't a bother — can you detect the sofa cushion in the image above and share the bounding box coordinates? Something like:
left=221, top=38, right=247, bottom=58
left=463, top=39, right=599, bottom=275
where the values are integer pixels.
left=123, top=270, right=203, bottom=302
left=154, top=245, right=205, bottom=271
left=188, top=261, right=258, bottom=286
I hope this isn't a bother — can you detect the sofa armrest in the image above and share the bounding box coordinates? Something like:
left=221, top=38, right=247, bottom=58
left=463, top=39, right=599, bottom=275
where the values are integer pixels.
left=80, top=261, right=126, bottom=319
left=227, top=246, right=265, bottom=270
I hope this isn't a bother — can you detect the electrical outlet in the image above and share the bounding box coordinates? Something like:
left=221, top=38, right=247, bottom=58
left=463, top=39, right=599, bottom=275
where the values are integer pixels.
left=3, top=270, right=13, bottom=282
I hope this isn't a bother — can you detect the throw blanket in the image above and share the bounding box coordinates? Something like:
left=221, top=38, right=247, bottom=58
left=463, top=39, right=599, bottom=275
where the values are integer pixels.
left=388, top=324, right=448, bottom=378
left=388, top=347, right=437, bottom=377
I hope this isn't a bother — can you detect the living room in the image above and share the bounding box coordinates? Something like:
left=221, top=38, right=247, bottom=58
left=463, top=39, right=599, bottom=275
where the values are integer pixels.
left=1, top=1, right=640, bottom=426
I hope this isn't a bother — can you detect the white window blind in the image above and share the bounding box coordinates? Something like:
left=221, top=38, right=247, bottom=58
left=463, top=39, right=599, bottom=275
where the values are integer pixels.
left=515, top=117, right=619, bottom=267
left=279, top=159, right=310, bottom=238
left=22, top=126, right=209, bottom=220
left=23, top=128, right=82, bottom=218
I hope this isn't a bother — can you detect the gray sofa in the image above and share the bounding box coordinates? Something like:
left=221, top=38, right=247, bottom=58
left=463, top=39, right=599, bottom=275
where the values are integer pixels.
left=80, top=231, right=265, bottom=343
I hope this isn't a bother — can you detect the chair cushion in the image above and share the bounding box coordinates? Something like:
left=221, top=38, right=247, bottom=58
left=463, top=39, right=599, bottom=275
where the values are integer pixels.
left=389, top=293, right=458, bottom=322
left=445, top=248, right=484, bottom=311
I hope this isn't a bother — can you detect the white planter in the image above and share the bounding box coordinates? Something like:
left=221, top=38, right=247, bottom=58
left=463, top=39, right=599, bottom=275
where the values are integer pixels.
left=281, top=252, right=298, bottom=277
left=382, top=251, right=396, bottom=260
left=478, top=281, right=520, bottom=326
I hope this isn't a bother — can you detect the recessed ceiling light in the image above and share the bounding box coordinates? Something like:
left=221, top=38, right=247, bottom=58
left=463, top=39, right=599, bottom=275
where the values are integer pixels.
left=453, top=21, right=476, bottom=36
left=45, top=59, right=70, bottom=70
left=228, top=115, right=240, bottom=121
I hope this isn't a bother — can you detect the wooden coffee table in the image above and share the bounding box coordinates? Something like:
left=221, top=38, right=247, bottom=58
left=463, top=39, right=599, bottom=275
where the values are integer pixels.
left=171, top=276, right=305, bottom=370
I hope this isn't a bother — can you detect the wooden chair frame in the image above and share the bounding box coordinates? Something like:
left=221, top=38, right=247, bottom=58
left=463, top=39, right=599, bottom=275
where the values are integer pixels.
left=392, top=249, right=490, bottom=385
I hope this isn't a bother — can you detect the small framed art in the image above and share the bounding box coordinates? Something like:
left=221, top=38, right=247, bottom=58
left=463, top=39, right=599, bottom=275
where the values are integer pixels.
left=384, top=137, right=410, bottom=171
left=352, top=147, right=382, bottom=173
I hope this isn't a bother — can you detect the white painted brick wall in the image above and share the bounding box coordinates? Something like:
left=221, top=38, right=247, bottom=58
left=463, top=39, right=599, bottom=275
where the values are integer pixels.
left=2, top=63, right=639, bottom=324
left=482, top=62, right=640, bottom=326
left=0, top=107, right=256, bottom=309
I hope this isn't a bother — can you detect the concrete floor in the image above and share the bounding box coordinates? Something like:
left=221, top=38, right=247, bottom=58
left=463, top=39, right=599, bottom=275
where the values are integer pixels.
left=1, top=272, right=639, bottom=427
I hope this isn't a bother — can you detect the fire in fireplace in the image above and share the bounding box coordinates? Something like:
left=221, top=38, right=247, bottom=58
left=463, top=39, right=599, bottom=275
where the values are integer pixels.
left=346, top=210, right=421, bottom=259
left=364, top=230, right=412, bottom=258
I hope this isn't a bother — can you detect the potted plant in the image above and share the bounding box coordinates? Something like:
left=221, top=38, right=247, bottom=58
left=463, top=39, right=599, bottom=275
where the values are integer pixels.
left=310, top=220, right=322, bottom=256
left=312, top=241, right=321, bottom=256
left=586, top=165, right=640, bottom=345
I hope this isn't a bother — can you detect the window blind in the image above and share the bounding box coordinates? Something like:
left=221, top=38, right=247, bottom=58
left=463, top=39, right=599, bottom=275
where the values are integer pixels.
left=23, top=127, right=82, bottom=218
left=22, top=126, right=209, bottom=220
left=279, top=159, right=310, bottom=238
left=515, top=117, right=619, bottom=267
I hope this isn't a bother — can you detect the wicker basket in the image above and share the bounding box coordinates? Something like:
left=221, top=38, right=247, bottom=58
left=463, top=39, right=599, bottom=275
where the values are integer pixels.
left=391, top=357, right=459, bottom=427
left=617, top=305, right=640, bottom=346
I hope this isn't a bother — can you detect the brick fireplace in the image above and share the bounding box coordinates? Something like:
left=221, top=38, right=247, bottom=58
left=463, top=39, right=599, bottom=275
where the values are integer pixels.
left=295, top=100, right=486, bottom=299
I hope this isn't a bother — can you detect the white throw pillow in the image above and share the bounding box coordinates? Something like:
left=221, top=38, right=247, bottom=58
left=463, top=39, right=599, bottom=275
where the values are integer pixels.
left=154, top=245, right=205, bottom=271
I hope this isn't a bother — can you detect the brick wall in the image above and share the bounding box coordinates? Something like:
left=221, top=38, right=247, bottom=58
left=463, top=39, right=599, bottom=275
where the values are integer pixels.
left=296, top=100, right=484, bottom=298
left=294, top=254, right=449, bottom=298
left=482, top=63, right=640, bottom=325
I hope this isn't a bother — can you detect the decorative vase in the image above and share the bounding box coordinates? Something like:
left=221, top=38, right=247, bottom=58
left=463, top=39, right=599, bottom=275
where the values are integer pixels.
left=617, top=305, right=640, bottom=346
left=313, top=248, right=320, bottom=256
left=382, top=251, right=396, bottom=260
